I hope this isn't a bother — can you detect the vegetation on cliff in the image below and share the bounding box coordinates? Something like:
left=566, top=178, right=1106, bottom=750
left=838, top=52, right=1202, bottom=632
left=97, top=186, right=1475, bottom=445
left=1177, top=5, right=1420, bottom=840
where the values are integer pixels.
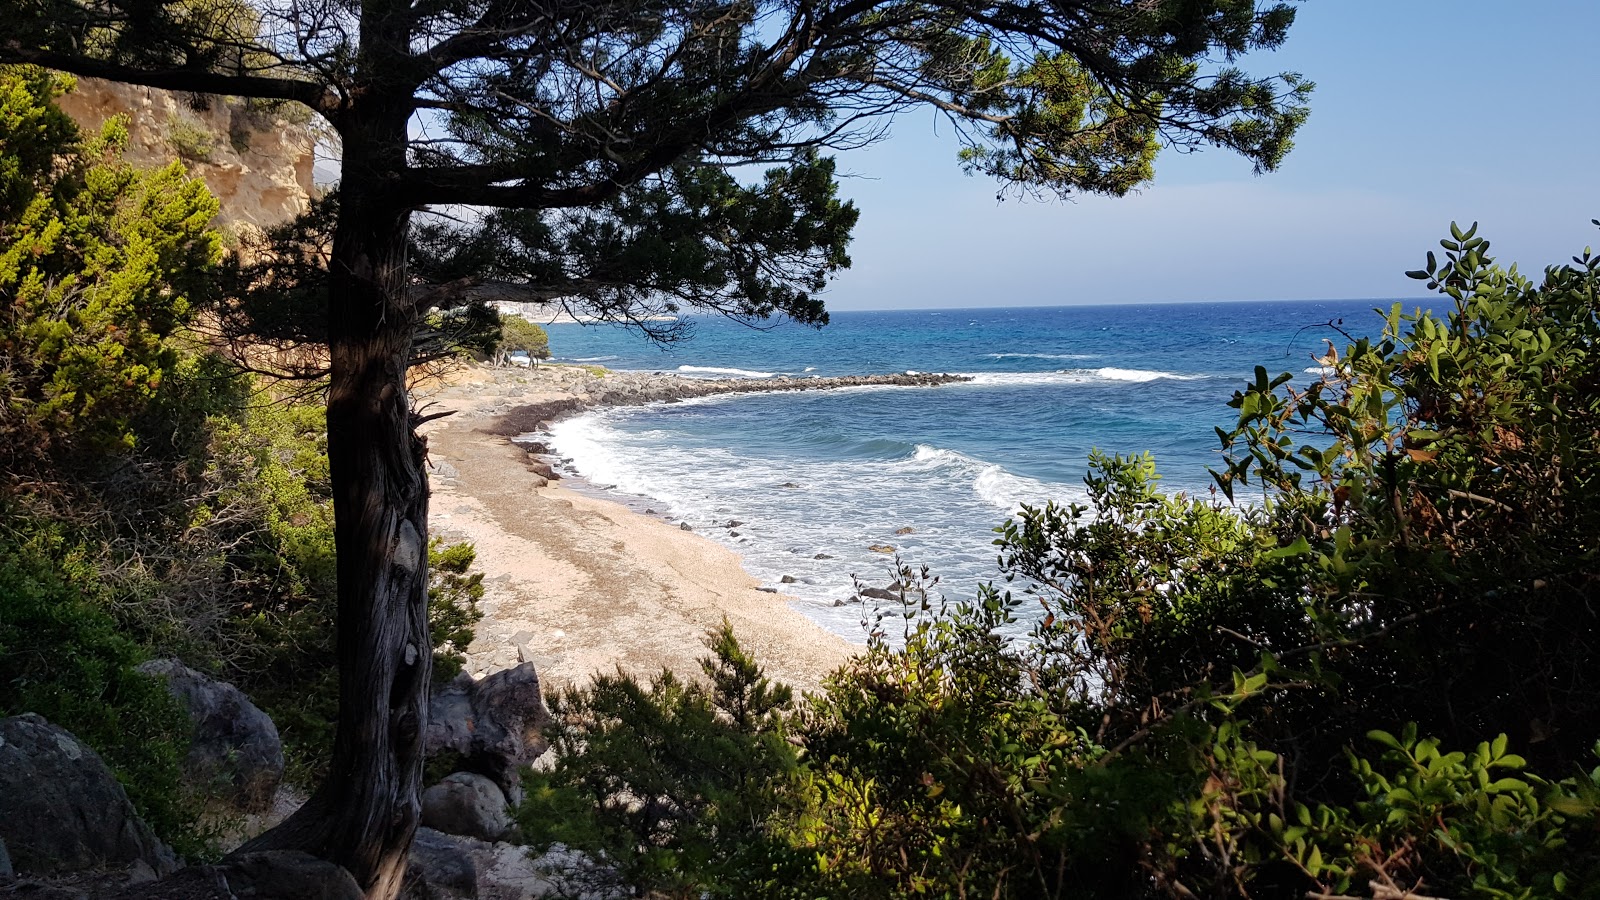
left=0, top=68, right=485, bottom=855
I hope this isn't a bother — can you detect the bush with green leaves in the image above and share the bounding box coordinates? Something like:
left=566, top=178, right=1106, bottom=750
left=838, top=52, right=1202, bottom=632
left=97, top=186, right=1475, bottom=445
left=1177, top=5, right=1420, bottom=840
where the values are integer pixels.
left=0, top=526, right=205, bottom=857
left=517, top=623, right=804, bottom=899
left=0, top=67, right=221, bottom=467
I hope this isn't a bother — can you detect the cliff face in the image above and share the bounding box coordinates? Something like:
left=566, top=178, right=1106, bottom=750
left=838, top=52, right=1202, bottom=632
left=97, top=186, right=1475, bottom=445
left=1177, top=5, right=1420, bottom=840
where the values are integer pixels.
left=55, top=77, right=318, bottom=236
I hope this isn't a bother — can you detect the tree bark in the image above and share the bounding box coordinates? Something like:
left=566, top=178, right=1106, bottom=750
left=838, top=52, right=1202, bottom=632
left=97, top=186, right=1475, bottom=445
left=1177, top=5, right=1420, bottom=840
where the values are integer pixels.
left=238, top=107, right=429, bottom=900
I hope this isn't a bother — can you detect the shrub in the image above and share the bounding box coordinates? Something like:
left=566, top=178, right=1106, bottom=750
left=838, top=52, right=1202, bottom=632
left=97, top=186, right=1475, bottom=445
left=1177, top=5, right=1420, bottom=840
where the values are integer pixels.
left=517, top=623, right=803, bottom=899
left=0, top=529, right=204, bottom=856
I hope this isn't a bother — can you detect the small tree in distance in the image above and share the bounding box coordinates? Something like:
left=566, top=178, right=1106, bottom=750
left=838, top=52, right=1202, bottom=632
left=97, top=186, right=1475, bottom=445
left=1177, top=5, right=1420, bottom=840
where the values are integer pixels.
left=495, top=313, right=550, bottom=366
left=3, top=1, right=1311, bottom=893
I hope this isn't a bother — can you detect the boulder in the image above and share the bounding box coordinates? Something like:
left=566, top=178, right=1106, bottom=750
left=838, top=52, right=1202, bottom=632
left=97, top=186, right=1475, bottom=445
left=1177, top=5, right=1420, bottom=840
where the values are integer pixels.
left=425, top=664, right=551, bottom=804
left=400, top=829, right=477, bottom=900
left=136, top=659, right=284, bottom=811
left=115, top=851, right=362, bottom=900
left=0, top=715, right=177, bottom=877
left=421, top=774, right=511, bottom=843
left=858, top=586, right=900, bottom=602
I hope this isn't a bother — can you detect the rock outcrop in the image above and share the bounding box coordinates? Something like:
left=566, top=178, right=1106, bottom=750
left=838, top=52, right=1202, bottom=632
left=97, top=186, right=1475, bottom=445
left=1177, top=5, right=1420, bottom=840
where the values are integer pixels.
left=0, top=715, right=177, bottom=877
left=54, top=78, right=316, bottom=237
left=426, top=664, right=551, bottom=803
left=135, top=659, right=285, bottom=812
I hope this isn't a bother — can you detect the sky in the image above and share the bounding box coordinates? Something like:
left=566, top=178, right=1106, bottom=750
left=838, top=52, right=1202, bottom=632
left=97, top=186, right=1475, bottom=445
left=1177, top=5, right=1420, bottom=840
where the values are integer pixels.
left=820, top=0, right=1600, bottom=310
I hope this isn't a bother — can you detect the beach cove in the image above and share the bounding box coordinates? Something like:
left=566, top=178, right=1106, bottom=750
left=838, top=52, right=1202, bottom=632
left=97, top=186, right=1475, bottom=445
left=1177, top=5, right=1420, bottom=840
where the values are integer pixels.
left=416, top=364, right=968, bottom=691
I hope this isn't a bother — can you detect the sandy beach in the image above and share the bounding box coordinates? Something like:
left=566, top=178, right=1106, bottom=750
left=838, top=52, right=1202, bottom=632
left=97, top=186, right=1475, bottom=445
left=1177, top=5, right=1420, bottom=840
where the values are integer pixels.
left=415, top=365, right=961, bottom=693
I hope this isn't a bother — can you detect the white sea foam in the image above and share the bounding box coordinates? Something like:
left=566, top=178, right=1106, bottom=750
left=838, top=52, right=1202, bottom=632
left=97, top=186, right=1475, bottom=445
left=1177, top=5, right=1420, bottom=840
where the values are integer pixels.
left=911, top=444, right=1078, bottom=513
left=676, top=365, right=780, bottom=378
left=1093, top=366, right=1204, bottom=383
left=803, top=366, right=818, bottom=372
left=960, top=367, right=1205, bottom=387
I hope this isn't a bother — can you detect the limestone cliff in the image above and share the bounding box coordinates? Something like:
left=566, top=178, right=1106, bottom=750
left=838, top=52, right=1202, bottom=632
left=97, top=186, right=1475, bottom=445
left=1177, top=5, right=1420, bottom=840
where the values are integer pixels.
left=55, top=77, right=318, bottom=237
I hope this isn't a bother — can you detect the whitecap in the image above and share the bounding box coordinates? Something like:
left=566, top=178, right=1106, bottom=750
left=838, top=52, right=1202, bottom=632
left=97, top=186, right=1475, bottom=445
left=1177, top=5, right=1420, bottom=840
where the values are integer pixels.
left=1092, top=367, right=1205, bottom=383
left=910, top=444, right=1078, bottom=513
left=676, top=365, right=779, bottom=378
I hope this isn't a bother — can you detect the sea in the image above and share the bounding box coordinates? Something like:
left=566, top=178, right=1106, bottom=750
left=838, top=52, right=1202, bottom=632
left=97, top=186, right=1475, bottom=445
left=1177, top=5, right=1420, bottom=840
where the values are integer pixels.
left=539, top=299, right=1405, bottom=640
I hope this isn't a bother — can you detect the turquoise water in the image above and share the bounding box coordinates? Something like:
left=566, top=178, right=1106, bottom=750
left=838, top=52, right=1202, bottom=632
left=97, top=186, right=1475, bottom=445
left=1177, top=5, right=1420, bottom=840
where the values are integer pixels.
left=541, top=300, right=1407, bottom=639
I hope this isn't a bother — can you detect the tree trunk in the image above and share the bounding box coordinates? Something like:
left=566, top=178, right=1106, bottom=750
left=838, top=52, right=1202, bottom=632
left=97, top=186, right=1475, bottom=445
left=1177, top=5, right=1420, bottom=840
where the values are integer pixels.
left=239, top=116, right=429, bottom=900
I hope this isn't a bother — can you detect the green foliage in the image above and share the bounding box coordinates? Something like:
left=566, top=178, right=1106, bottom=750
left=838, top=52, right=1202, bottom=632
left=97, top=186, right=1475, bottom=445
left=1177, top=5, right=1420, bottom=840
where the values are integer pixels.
left=164, top=113, right=216, bottom=162
left=517, top=623, right=802, bottom=899
left=0, top=66, right=221, bottom=464
left=1253, top=728, right=1600, bottom=897
left=495, top=314, right=549, bottom=361
left=0, top=528, right=205, bottom=856
left=428, top=538, right=484, bottom=681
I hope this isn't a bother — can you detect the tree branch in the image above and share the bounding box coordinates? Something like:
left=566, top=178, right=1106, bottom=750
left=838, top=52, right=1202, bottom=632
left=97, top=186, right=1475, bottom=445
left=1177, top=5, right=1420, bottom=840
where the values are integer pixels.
left=0, top=44, right=341, bottom=118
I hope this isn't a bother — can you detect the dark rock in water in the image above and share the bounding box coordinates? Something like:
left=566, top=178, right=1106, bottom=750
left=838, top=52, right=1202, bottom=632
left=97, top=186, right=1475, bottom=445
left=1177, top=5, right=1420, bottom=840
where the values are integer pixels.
left=894, top=526, right=915, bottom=535
left=756, top=586, right=779, bottom=594
left=679, top=522, right=693, bottom=531
left=644, top=508, right=656, bottom=515
left=868, top=544, right=896, bottom=554
left=813, top=553, right=833, bottom=560
left=426, top=664, right=551, bottom=804
left=781, top=482, right=800, bottom=489
left=401, top=829, right=478, bottom=900
left=859, top=586, right=900, bottom=602
left=0, top=714, right=177, bottom=877
left=116, top=851, right=362, bottom=900
left=725, top=520, right=744, bottom=528
left=780, top=575, right=798, bottom=584
left=728, top=531, right=740, bottom=538
left=135, top=659, right=284, bottom=812
left=421, top=773, right=511, bottom=843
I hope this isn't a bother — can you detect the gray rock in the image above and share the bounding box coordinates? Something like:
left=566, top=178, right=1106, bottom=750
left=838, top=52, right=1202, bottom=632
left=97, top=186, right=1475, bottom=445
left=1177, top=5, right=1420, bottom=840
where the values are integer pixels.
left=756, top=587, right=778, bottom=594
left=421, top=774, right=511, bottom=843
left=400, top=829, right=477, bottom=900
left=425, top=665, right=551, bottom=805
left=136, top=659, right=285, bottom=812
left=780, top=575, right=798, bottom=584
left=678, top=522, right=693, bottom=531
left=115, top=850, right=362, bottom=900
left=430, top=461, right=461, bottom=480
left=0, top=715, right=176, bottom=877
left=859, top=586, right=900, bottom=602
left=813, top=553, right=833, bottom=560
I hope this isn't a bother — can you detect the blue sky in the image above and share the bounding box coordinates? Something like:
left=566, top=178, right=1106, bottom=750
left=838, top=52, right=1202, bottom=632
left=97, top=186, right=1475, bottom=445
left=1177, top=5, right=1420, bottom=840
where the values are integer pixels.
left=822, top=0, right=1600, bottom=310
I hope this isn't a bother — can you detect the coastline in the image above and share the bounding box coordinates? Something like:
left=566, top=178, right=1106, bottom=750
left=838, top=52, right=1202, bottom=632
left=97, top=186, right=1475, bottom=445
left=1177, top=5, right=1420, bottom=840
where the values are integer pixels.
left=415, top=365, right=967, bottom=692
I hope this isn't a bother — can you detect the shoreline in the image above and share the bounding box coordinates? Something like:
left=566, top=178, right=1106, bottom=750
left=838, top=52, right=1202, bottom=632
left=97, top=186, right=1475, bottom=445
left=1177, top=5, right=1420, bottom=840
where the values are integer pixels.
left=416, top=364, right=969, bottom=691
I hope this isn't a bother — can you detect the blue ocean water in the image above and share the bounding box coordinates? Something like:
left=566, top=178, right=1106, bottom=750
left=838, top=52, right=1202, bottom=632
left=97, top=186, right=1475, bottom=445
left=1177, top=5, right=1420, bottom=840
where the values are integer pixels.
left=540, top=300, right=1408, bottom=639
